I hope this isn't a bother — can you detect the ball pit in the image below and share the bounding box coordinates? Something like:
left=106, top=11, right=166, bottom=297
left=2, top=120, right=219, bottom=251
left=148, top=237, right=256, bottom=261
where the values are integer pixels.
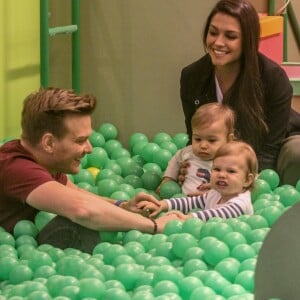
left=1, top=124, right=299, bottom=299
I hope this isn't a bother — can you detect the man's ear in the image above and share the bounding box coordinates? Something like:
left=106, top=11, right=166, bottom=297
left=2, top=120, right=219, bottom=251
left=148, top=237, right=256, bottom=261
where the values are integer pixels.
left=41, top=133, right=55, bottom=154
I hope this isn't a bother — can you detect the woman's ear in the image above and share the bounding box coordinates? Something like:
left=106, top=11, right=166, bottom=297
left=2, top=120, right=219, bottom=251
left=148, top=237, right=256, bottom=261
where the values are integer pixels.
left=41, top=133, right=55, bottom=154
left=228, top=132, right=235, bottom=141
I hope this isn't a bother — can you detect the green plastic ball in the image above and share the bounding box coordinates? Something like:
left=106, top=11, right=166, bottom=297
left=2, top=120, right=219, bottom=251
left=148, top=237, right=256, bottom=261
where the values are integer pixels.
left=159, top=181, right=182, bottom=198
left=153, top=132, right=172, bottom=146
left=172, top=233, right=198, bottom=258
left=260, top=206, right=283, bottom=226
left=104, top=160, right=122, bottom=175
left=231, top=244, right=256, bottom=262
left=246, top=215, right=269, bottom=229
left=209, top=222, right=233, bottom=240
left=190, top=286, right=216, bottom=300
left=181, top=218, right=204, bottom=238
left=152, top=265, right=183, bottom=285
left=13, top=220, right=38, bottom=238
left=113, top=264, right=141, bottom=291
left=221, top=231, right=247, bottom=250
left=183, top=259, right=208, bottom=276
left=0, top=256, right=18, bottom=280
left=28, top=251, right=53, bottom=271
left=251, top=179, right=272, bottom=202
left=153, top=280, right=179, bottom=296
left=97, top=179, right=118, bottom=196
left=160, top=141, right=178, bottom=155
left=258, top=169, right=280, bottom=190
left=215, top=257, right=240, bottom=282
left=221, top=284, right=246, bottom=298
left=78, top=278, right=106, bottom=299
left=202, top=239, right=230, bottom=266
left=0, top=231, right=15, bottom=246
left=234, top=270, right=254, bottom=292
left=277, top=186, right=300, bottom=207
left=163, top=220, right=183, bottom=235
left=182, top=246, right=204, bottom=263
left=104, top=287, right=131, bottom=299
left=34, top=211, right=56, bottom=231
left=143, top=163, right=162, bottom=175
left=172, top=133, right=189, bottom=149
left=98, top=123, right=118, bottom=140
left=152, top=148, right=172, bottom=170
left=110, top=191, right=130, bottom=200
left=140, top=143, right=160, bottom=163
left=124, top=175, right=143, bottom=189
left=73, top=169, right=95, bottom=185
left=89, top=131, right=105, bottom=147
left=132, top=141, right=149, bottom=156
left=129, top=133, right=149, bottom=149
left=87, top=147, right=108, bottom=169
left=103, top=139, right=122, bottom=157
left=124, top=241, right=145, bottom=257
left=141, top=171, right=162, bottom=190
left=121, top=161, right=144, bottom=178
left=9, top=263, right=33, bottom=284
left=111, top=148, right=131, bottom=160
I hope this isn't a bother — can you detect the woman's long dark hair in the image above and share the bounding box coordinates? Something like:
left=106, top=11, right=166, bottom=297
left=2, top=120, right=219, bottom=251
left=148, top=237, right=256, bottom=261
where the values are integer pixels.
left=203, top=0, right=268, bottom=151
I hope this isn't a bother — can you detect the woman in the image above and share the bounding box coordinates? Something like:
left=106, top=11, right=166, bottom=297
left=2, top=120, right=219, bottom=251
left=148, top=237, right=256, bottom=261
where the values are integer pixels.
left=180, top=0, right=300, bottom=185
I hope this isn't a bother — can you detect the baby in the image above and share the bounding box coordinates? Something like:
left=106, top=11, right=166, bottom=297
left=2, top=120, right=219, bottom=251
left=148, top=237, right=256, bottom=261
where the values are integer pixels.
left=157, top=102, right=235, bottom=196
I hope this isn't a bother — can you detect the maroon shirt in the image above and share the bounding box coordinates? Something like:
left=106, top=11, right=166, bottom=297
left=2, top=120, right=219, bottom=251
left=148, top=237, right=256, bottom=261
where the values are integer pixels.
left=0, top=140, right=67, bottom=232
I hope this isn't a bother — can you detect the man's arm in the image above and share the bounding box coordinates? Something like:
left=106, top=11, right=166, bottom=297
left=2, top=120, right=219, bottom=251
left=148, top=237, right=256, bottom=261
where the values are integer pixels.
left=26, top=181, right=158, bottom=233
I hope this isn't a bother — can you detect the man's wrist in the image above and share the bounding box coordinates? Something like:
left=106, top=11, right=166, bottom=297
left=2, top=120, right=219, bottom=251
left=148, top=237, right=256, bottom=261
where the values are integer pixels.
left=115, top=200, right=126, bottom=207
left=149, top=218, right=158, bottom=234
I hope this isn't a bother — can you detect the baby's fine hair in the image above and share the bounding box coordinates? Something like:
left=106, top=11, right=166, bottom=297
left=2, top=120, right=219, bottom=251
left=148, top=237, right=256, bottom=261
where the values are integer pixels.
left=214, top=140, right=258, bottom=189
left=21, top=87, right=96, bottom=145
left=191, top=103, right=236, bottom=135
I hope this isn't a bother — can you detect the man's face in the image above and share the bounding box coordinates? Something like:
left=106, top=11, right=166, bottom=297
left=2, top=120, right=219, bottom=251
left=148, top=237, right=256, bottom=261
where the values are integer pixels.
left=50, top=114, right=93, bottom=174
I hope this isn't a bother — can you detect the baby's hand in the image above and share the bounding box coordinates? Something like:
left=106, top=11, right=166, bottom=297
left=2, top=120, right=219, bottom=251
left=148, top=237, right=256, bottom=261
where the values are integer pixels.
left=165, top=210, right=193, bottom=221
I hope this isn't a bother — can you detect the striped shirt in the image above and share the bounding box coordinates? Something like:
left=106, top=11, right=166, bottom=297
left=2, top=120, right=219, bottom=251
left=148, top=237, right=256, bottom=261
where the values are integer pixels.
left=165, top=189, right=253, bottom=221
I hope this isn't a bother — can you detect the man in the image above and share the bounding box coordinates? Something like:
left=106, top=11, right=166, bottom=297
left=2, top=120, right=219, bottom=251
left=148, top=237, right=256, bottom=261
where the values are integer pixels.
left=0, top=87, right=175, bottom=253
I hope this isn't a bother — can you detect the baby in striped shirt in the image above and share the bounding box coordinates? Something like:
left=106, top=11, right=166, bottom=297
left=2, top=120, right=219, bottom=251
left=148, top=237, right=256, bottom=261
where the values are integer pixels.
left=138, top=141, right=257, bottom=221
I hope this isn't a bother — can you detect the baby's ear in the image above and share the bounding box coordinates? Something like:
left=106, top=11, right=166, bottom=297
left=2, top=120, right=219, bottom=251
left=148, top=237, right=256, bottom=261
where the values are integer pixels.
left=244, top=173, right=254, bottom=188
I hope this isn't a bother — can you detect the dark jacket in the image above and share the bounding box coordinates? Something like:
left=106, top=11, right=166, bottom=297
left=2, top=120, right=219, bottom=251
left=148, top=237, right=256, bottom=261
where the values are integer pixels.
left=180, top=53, right=297, bottom=170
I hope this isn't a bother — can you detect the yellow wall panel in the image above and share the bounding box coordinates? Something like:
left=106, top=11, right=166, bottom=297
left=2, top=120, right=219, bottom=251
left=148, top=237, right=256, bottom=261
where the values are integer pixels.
left=0, top=0, right=40, bottom=140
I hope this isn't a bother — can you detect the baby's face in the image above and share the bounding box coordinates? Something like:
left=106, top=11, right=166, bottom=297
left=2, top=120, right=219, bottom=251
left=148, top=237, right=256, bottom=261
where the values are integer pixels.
left=210, top=153, right=252, bottom=199
left=191, top=119, right=231, bottom=161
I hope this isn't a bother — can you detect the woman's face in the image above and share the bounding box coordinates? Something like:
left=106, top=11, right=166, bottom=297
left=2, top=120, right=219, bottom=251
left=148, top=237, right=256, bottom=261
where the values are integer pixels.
left=206, top=12, right=242, bottom=69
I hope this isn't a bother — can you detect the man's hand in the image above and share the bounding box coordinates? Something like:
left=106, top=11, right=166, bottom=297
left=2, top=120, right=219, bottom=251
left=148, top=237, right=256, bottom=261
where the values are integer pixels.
left=124, top=192, right=160, bottom=214
left=136, top=200, right=168, bottom=218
